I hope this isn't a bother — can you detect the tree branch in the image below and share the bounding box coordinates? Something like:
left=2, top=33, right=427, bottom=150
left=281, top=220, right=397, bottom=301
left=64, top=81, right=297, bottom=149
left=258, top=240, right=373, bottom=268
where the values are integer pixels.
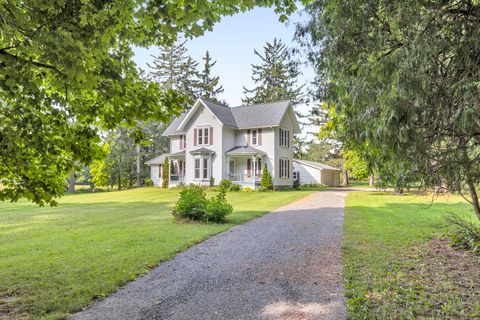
left=0, top=48, right=62, bottom=73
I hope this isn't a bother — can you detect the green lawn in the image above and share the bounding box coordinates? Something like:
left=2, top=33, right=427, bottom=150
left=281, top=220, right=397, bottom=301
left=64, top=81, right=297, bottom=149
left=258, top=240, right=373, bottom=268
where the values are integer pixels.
left=344, top=192, right=480, bottom=319
left=0, top=187, right=313, bottom=319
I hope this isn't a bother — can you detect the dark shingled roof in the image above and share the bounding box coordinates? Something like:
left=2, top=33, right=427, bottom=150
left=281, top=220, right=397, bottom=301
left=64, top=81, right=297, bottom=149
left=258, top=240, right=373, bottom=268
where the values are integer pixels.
left=189, top=147, right=215, bottom=154
left=163, top=98, right=295, bottom=136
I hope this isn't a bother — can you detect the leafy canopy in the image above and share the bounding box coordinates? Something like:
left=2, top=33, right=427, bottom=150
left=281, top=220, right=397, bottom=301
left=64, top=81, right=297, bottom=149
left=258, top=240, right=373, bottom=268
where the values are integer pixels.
left=0, top=0, right=298, bottom=205
left=298, top=0, right=480, bottom=218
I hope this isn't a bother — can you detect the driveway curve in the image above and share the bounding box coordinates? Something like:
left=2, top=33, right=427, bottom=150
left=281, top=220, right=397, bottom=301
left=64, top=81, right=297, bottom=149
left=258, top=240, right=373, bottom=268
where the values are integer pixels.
left=72, top=190, right=348, bottom=320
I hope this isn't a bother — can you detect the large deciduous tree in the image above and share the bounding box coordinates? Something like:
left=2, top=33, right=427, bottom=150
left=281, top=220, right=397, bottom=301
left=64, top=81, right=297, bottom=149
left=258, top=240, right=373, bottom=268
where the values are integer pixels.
left=298, top=0, right=480, bottom=219
left=0, top=0, right=298, bottom=205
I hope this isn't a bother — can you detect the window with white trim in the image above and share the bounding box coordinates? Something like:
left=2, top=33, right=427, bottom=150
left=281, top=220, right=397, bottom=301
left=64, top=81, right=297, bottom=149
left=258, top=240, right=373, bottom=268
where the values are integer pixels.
left=279, top=128, right=289, bottom=147
left=197, top=127, right=210, bottom=145
left=194, top=159, right=200, bottom=179
left=293, top=171, right=299, bottom=180
left=203, top=158, right=209, bottom=179
left=279, top=159, right=290, bottom=178
left=251, top=129, right=258, bottom=145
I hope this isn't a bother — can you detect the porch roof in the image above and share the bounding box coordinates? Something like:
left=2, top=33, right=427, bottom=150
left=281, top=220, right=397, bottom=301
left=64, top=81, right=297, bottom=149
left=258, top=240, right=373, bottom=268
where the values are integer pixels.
left=225, top=145, right=266, bottom=156
left=169, top=150, right=186, bottom=157
left=145, top=154, right=169, bottom=165
left=189, top=147, right=215, bottom=154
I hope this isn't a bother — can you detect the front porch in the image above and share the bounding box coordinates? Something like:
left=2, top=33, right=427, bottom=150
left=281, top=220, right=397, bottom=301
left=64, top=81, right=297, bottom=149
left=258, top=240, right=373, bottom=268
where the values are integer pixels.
left=226, top=145, right=266, bottom=190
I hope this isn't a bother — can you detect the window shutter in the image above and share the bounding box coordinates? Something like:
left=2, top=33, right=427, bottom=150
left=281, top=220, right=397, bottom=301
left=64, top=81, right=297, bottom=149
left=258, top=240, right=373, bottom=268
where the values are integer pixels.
left=247, top=158, right=251, bottom=177
left=210, top=127, right=213, bottom=145
left=179, top=135, right=182, bottom=149
left=247, top=129, right=251, bottom=145
left=279, top=159, right=282, bottom=178
left=258, top=128, right=262, bottom=145
left=194, top=129, right=197, bottom=146
left=287, top=131, right=290, bottom=148
left=287, top=160, right=290, bottom=178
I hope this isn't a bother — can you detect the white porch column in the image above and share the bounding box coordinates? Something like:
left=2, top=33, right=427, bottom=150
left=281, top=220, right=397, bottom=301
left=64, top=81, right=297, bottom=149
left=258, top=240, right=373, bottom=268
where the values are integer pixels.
left=252, top=155, right=256, bottom=181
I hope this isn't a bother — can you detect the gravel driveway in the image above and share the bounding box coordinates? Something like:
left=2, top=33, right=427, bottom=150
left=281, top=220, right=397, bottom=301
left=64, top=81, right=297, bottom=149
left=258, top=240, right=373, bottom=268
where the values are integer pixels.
left=72, top=190, right=348, bottom=320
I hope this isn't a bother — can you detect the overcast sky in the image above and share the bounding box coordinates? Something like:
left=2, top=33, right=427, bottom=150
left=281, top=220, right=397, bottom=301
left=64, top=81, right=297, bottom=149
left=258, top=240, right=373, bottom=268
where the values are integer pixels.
left=133, top=7, right=314, bottom=107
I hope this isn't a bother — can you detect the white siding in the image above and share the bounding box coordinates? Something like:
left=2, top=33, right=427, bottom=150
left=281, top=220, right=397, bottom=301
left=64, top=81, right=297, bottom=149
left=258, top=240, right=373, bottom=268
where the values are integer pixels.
left=273, top=109, right=295, bottom=187
left=183, top=104, right=224, bottom=185
left=293, top=162, right=321, bottom=185
left=151, top=164, right=163, bottom=187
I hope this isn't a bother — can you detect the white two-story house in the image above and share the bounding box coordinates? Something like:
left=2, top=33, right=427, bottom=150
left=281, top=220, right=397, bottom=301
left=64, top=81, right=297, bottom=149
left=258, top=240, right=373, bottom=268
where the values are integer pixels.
left=146, top=98, right=301, bottom=189
left=147, top=98, right=341, bottom=188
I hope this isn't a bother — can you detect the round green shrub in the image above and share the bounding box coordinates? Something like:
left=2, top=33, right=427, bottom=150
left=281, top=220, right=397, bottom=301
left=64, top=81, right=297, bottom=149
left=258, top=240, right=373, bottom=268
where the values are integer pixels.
left=172, top=184, right=207, bottom=220
left=205, top=191, right=233, bottom=223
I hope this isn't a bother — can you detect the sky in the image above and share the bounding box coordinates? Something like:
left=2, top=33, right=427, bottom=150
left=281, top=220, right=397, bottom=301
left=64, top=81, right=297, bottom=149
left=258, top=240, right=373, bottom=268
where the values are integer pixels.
left=133, top=7, right=315, bottom=107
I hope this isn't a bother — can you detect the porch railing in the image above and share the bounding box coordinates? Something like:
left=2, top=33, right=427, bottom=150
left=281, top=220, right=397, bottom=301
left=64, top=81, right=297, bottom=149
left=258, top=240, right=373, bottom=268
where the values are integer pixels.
left=228, top=173, right=261, bottom=182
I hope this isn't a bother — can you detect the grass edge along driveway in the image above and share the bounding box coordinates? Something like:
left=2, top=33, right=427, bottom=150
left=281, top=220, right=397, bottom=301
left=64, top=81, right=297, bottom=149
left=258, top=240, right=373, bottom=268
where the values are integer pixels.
left=343, top=191, right=480, bottom=319
left=0, top=187, right=315, bottom=320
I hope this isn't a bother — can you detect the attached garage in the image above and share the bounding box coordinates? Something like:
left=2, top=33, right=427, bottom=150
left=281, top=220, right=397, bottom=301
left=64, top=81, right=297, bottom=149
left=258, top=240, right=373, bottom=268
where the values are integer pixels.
left=292, top=159, right=341, bottom=187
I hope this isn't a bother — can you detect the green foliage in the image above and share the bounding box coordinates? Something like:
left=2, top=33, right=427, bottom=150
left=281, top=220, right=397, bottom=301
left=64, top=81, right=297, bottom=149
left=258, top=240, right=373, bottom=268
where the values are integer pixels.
left=210, top=176, right=215, bottom=187
left=343, top=150, right=369, bottom=180
left=298, top=0, right=480, bottom=219
left=446, top=214, right=480, bottom=255
left=257, top=186, right=270, bottom=192
left=172, top=184, right=208, bottom=221
left=0, top=0, right=298, bottom=206
left=198, top=51, right=225, bottom=102
left=219, top=179, right=232, bottom=192
left=242, top=187, right=253, bottom=192
left=90, top=144, right=111, bottom=188
left=242, top=38, right=304, bottom=105
left=172, top=185, right=233, bottom=223
left=162, top=159, right=169, bottom=189
left=229, top=184, right=242, bottom=192
left=205, top=190, right=233, bottom=222
left=260, top=163, right=273, bottom=190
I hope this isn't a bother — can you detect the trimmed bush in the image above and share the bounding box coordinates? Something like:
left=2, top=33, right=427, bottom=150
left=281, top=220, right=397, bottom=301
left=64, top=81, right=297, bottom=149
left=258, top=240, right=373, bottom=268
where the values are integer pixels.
left=260, top=163, right=273, bottom=190
left=162, top=158, right=169, bottom=188
left=205, top=191, right=233, bottom=223
left=219, top=179, right=232, bottom=192
left=242, top=187, right=253, bottom=192
left=258, top=186, right=269, bottom=192
left=229, top=184, right=241, bottom=192
left=172, top=184, right=207, bottom=220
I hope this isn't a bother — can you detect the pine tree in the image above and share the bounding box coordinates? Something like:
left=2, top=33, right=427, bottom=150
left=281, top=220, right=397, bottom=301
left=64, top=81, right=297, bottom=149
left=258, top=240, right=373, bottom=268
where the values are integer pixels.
left=198, top=51, right=224, bottom=102
left=162, top=158, right=169, bottom=188
left=148, top=41, right=200, bottom=104
left=260, top=163, right=273, bottom=190
left=242, top=38, right=304, bottom=106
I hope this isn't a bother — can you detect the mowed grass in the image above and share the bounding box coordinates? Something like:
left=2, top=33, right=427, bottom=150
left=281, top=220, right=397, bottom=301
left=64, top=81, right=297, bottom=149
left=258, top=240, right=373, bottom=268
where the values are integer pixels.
left=0, top=187, right=313, bottom=319
left=343, top=192, right=479, bottom=319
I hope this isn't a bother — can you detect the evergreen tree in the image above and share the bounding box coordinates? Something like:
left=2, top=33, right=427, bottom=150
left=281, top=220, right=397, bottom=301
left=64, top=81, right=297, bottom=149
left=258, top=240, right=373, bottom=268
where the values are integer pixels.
left=148, top=41, right=200, bottom=104
left=198, top=51, right=224, bottom=102
left=242, top=38, right=304, bottom=106
left=260, top=163, right=273, bottom=190
left=162, top=158, right=169, bottom=188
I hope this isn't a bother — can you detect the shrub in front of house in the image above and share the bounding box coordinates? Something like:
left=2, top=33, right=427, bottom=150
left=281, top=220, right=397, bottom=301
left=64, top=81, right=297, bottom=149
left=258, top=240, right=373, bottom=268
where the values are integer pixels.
left=242, top=187, right=253, bottom=192
left=172, top=184, right=233, bottom=223
left=257, top=186, right=269, bottom=192
left=172, top=184, right=208, bottom=221
left=219, top=179, right=232, bottom=192
left=205, top=191, right=233, bottom=223
left=229, top=184, right=241, bottom=192
left=260, top=163, right=273, bottom=190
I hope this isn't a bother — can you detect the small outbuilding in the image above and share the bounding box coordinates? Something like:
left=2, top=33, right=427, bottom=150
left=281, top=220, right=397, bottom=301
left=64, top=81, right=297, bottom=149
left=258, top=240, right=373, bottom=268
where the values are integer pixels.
left=292, top=159, right=341, bottom=187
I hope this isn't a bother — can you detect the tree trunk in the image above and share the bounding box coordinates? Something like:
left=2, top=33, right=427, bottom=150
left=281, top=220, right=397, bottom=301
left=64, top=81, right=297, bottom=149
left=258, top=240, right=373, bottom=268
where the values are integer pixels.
left=369, top=174, right=375, bottom=186
left=67, top=170, right=75, bottom=192
left=136, top=144, right=142, bottom=188
left=117, top=174, right=121, bottom=191
left=466, top=177, right=480, bottom=221
left=342, top=164, right=349, bottom=187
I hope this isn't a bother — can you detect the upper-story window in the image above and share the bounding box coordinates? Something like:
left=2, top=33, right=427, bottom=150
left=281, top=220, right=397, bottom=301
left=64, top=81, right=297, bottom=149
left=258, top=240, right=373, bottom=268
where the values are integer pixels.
left=279, top=128, right=289, bottom=148
left=251, top=129, right=258, bottom=145
left=197, top=127, right=210, bottom=145
left=179, top=134, right=186, bottom=150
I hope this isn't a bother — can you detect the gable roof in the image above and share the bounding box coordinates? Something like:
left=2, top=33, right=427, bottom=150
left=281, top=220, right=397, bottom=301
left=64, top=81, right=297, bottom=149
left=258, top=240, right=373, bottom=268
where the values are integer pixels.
left=163, top=98, right=299, bottom=136
left=293, top=159, right=341, bottom=171
left=225, top=145, right=266, bottom=156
